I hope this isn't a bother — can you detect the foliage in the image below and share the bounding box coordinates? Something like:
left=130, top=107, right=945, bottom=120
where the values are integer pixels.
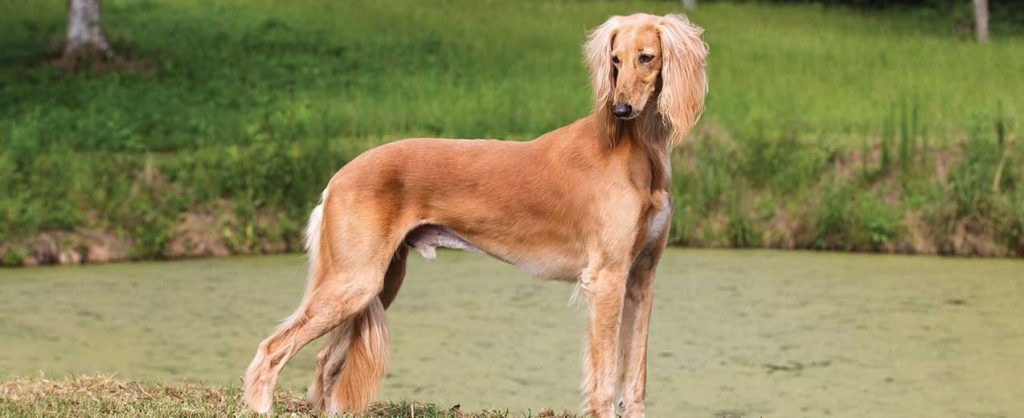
left=2, top=0, right=1022, bottom=152
left=0, top=0, right=1022, bottom=263
left=756, top=0, right=1024, bottom=34
left=670, top=105, right=1021, bottom=255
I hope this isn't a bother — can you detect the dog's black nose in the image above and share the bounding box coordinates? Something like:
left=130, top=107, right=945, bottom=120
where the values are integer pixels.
left=611, top=103, right=632, bottom=118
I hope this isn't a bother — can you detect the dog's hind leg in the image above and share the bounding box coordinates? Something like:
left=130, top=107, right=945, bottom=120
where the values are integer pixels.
left=243, top=197, right=404, bottom=414
left=308, top=321, right=353, bottom=410
left=242, top=265, right=388, bottom=414
left=378, top=245, right=409, bottom=309
left=310, top=245, right=408, bottom=411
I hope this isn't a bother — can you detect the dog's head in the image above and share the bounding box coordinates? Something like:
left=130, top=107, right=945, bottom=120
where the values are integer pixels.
left=585, top=13, right=709, bottom=142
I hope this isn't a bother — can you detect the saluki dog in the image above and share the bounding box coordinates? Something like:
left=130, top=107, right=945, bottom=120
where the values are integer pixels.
left=243, top=13, right=708, bottom=418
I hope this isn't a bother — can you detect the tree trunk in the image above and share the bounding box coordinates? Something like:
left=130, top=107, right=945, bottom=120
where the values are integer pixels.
left=973, top=0, right=989, bottom=42
left=63, top=0, right=113, bottom=62
left=681, top=0, right=697, bottom=11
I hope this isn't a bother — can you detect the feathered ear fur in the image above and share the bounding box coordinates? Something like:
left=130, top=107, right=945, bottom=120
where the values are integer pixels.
left=657, top=14, right=709, bottom=143
left=584, top=16, right=620, bottom=113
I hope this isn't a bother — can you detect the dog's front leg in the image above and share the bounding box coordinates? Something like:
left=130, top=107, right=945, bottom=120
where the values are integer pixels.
left=581, top=264, right=629, bottom=418
left=617, top=244, right=663, bottom=418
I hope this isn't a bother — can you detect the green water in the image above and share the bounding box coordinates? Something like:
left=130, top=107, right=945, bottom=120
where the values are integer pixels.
left=1, top=250, right=1021, bottom=417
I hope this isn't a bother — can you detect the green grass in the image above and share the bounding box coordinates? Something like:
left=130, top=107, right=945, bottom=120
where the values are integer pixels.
left=672, top=110, right=1024, bottom=255
left=0, top=0, right=1022, bottom=262
left=0, top=376, right=574, bottom=417
left=3, top=0, right=1022, bottom=150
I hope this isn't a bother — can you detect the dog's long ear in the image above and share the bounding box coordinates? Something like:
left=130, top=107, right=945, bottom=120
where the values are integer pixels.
left=657, top=14, right=709, bottom=143
left=584, top=16, right=620, bottom=113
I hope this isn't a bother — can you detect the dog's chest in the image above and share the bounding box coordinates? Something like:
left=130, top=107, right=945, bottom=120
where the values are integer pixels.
left=642, top=191, right=671, bottom=248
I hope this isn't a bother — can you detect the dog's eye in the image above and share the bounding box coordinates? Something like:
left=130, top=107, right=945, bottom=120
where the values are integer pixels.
left=611, top=56, right=620, bottom=65
left=639, top=54, right=654, bottom=63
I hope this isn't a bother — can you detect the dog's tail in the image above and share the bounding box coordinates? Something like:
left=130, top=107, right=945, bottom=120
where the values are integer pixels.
left=301, top=193, right=328, bottom=299
left=303, top=191, right=391, bottom=414
left=326, top=298, right=390, bottom=413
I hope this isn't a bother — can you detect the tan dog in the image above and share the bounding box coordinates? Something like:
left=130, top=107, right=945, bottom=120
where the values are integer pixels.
left=243, top=13, right=708, bottom=418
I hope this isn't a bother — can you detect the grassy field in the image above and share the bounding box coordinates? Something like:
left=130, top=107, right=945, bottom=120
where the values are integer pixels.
left=1, top=0, right=1022, bottom=263
left=0, top=376, right=574, bottom=417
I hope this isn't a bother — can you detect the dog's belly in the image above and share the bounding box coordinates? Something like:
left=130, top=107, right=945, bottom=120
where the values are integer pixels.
left=404, top=224, right=584, bottom=280
left=494, top=246, right=585, bottom=280
left=404, top=224, right=480, bottom=260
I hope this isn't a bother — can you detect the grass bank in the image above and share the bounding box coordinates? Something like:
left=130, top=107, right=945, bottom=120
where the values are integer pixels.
left=673, top=113, right=1024, bottom=255
left=0, top=376, right=573, bottom=417
left=1, top=0, right=1022, bottom=264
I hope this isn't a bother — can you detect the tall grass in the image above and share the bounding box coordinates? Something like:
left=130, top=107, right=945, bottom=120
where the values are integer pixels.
left=671, top=106, right=1022, bottom=255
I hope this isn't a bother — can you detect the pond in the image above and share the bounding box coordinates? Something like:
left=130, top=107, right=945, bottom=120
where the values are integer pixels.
left=1, top=249, right=1021, bottom=417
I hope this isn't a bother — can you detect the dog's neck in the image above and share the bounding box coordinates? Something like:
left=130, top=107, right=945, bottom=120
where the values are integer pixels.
left=595, top=100, right=673, bottom=192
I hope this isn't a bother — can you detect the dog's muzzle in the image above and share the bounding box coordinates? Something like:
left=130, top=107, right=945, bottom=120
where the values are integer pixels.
left=611, top=103, right=633, bottom=119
